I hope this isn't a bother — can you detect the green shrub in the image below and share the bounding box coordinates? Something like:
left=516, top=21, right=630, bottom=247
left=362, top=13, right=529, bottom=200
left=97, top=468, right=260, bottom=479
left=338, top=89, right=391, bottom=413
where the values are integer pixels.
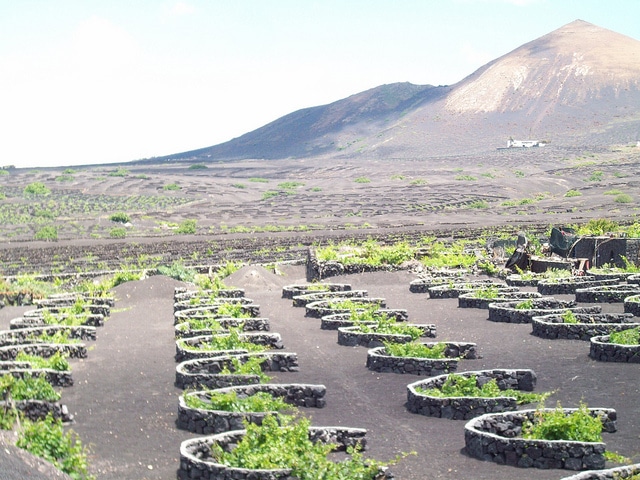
left=1, top=373, right=60, bottom=401
left=609, top=327, right=640, bottom=345
left=176, top=219, right=197, bottom=234
left=249, top=177, right=269, bottom=183
left=565, top=189, right=582, bottom=197
left=416, top=373, right=549, bottom=405
left=220, top=356, right=271, bottom=382
left=514, top=170, right=525, bottom=178
left=455, top=175, right=477, bottom=181
left=189, top=163, right=208, bottom=169
left=24, top=182, right=51, bottom=196
left=211, top=414, right=399, bottom=479
left=108, top=167, right=128, bottom=177
left=515, top=299, right=535, bottom=310
left=17, top=414, right=94, bottom=479
left=16, top=352, right=70, bottom=371
left=0, top=169, right=9, bottom=175
left=216, top=302, right=251, bottom=318
left=561, top=310, right=578, bottom=324
left=409, top=178, right=427, bottom=185
left=262, top=190, right=280, bottom=200
left=231, top=183, right=246, bottom=189
left=469, top=200, right=489, bottom=209
left=180, top=328, right=264, bottom=353
left=278, top=181, right=305, bottom=189
left=109, top=212, right=130, bottom=223
left=383, top=342, right=448, bottom=359
left=586, top=170, right=604, bottom=182
left=575, top=219, right=619, bottom=236
left=109, top=227, right=126, bottom=238
left=186, top=390, right=290, bottom=413
left=163, top=182, right=181, bottom=191
left=614, top=194, right=633, bottom=204
left=55, top=175, right=74, bottom=182
left=604, top=189, right=624, bottom=195
left=157, top=260, right=195, bottom=282
left=354, top=177, right=371, bottom=183
left=34, top=225, right=58, bottom=241
left=522, top=402, right=603, bottom=442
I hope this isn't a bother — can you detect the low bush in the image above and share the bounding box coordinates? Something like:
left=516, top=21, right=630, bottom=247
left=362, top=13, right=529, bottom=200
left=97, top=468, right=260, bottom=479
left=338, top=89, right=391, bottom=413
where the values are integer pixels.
left=109, top=227, right=126, bottom=238
left=176, top=219, right=196, bottom=234
left=17, top=414, right=94, bottom=479
left=416, top=373, right=548, bottom=405
left=609, top=327, right=640, bottom=345
left=24, top=182, right=51, bottom=196
left=522, top=402, right=603, bottom=442
left=211, top=414, right=401, bottom=479
left=185, top=390, right=290, bottom=413
left=109, top=212, right=130, bottom=223
left=383, top=342, right=448, bottom=359
left=34, top=225, right=58, bottom=241
left=0, top=373, right=61, bottom=401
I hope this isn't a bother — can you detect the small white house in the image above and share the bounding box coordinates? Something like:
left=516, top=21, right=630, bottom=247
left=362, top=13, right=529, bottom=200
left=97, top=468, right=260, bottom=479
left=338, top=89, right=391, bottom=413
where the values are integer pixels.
left=507, top=139, right=545, bottom=148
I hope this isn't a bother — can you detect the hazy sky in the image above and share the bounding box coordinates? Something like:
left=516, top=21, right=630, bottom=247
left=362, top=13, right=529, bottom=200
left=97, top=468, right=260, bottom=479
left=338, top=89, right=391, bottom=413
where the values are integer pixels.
left=1, top=0, right=639, bottom=168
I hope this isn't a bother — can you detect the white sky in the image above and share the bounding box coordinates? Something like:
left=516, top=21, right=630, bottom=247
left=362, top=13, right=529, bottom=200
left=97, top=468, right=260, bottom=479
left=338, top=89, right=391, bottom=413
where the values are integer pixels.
left=1, top=0, right=639, bottom=168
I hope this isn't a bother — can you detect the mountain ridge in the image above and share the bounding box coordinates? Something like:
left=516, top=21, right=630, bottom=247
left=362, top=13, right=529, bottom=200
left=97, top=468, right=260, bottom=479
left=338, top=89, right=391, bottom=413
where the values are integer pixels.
left=157, top=19, right=640, bottom=163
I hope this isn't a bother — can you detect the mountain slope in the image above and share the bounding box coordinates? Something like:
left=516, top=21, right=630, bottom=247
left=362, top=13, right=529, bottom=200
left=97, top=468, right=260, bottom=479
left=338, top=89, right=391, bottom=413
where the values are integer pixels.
left=165, top=82, right=446, bottom=161
left=163, top=20, right=640, bottom=162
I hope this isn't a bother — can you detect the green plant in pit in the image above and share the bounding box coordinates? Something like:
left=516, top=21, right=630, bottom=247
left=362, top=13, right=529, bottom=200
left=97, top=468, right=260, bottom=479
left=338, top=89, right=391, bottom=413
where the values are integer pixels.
left=277, top=181, right=305, bottom=190
left=219, top=356, right=271, bottom=382
left=17, top=413, right=94, bottom=479
left=355, top=316, right=423, bottom=341
left=565, top=189, right=582, bottom=197
left=416, top=374, right=549, bottom=405
left=0, top=274, right=60, bottom=301
left=609, top=327, right=640, bottom=345
left=468, top=200, right=489, bottom=209
left=419, top=239, right=478, bottom=269
left=354, top=176, right=371, bottom=183
left=383, top=341, right=448, bottom=359
left=561, top=310, right=578, bottom=324
left=0, top=407, right=17, bottom=430
left=40, top=307, right=88, bottom=326
left=176, top=219, right=196, bottom=234
left=211, top=414, right=402, bottom=479
left=185, top=390, right=291, bottom=413
left=27, top=330, right=80, bottom=344
left=522, top=401, right=603, bottom=442
left=34, top=225, right=58, bottom=241
left=189, top=163, right=208, bottom=169
left=0, top=373, right=61, bottom=401
left=109, top=212, right=130, bottom=223
left=176, top=317, right=225, bottom=333
left=157, top=260, right=195, bottom=282
left=586, top=170, right=604, bottom=182
left=615, top=194, right=633, bottom=204
left=108, top=167, right=128, bottom=177
left=574, top=219, right=619, bottom=236
left=515, top=299, right=535, bottom=310
left=216, top=302, right=251, bottom=318
left=455, top=175, right=477, bottom=181
left=15, top=351, right=70, bottom=371
left=249, top=177, right=268, bottom=183
left=24, top=182, right=51, bottom=196
left=477, top=260, right=500, bottom=276
left=109, top=227, right=126, bottom=238
left=470, top=285, right=501, bottom=299
left=184, top=328, right=264, bottom=352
